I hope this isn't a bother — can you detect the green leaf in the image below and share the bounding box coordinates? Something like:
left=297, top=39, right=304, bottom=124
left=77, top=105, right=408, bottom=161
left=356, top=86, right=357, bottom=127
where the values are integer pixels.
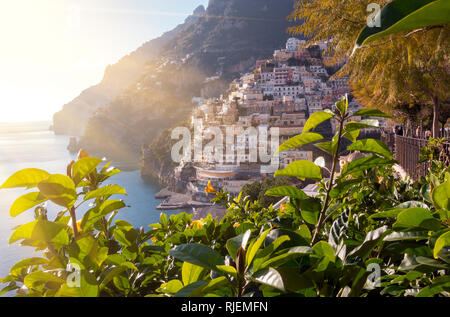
left=312, top=241, right=336, bottom=263
left=335, top=95, right=348, bottom=115
left=434, top=231, right=450, bottom=259
left=347, top=139, right=392, bottom=159
left=345, top=120, right=380, bottom=132
left=343, top=129, right=360, bottom=143
left=81, top=200, right=126, bottom=230
left=383, top=231, right=429, bottom=242
left=37, top=174, right=77, bottom=208
left=355, top=0, right=450, bottom=48
left=169, top=244, right=224, bottom=271
left=300, top=198, right=322, bottom=225
left=265, top=186, right=308, bottom=200
left=274, top=160, right=322, bottom=181
left=246, top=228, right=272, bottom=267
left=341, top=155, right=396, bottom=176
left=24, top=271, right=65, bottom=289
left=432, top=180, right=450, bottom=210
left=113, top=275, right=131, bottom=294
left=259, top=246, right=313, bottom=270
left=265, top=229, right=308, bottom=249
left=393, top=208, right=443, bottom=232
left=216, top=265, right=237, bottom=278
left=9, top=219, right=69, bottom=246
left=182, top=262, right=205, bottom=286
left=104, top=254, right=127, bottom=266
left=68, top=236, right=108, bottom=269
left=174, top=277, right=228, bottom=297
left=158, top=279, right=184, bottom=295
left=226, top=230, right=251, bottom=261
left=72, top=158, right=102, bottom=185
left=9, top=192, right=47, bottom=217
left=314, top=141, right=336, bottom=155
left=0, top=168, right=50, bottom=189
left=303, top=110, right=334, bottom=133
left=252, top=267, right=306, bottom=293
left=416, top=282, right=450, bottom=297
left=10, top=258, right=49, bottom=276
left=100, top=263, right=137, bottom=289
left=348, top=226, right=389, bottom=259
left=277, top=132, right=323, bottom=153
left=352, top=108, right=391, bottom=118
left=84, top=185, right=127, bottom=201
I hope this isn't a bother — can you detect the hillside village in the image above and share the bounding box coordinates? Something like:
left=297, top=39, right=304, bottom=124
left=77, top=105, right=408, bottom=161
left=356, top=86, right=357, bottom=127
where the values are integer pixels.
left=156, top=37, right=384, bottom=209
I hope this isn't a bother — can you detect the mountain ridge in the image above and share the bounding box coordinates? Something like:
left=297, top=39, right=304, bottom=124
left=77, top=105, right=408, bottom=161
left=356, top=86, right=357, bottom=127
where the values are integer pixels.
left=54, top=0, right=297, bottom=163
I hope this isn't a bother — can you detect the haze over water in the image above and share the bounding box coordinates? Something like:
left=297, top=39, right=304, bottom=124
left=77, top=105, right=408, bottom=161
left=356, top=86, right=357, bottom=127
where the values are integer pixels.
left=0, top=121, right=180, bottom=282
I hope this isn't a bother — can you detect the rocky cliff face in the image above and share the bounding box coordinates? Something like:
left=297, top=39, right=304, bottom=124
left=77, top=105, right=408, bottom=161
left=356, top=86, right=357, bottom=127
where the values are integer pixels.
left=54, top=0, right=297, bottom=170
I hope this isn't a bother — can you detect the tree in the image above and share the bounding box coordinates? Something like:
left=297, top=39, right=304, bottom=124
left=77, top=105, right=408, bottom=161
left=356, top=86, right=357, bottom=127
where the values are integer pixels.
left=288, top=0, right=450, bottom=137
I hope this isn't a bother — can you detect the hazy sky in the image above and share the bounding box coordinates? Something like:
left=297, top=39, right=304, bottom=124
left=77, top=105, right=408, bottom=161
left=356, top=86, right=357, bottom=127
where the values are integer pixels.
left=0, top=0, right=209, bottom=122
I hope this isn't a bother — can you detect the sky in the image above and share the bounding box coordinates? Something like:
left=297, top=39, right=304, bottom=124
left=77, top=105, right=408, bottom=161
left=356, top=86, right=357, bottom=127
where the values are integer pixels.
left=0, top=0, right=209, bottom=123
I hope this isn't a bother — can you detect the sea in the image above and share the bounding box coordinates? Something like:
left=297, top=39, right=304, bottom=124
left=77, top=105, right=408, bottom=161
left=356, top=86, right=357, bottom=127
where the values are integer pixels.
left=0, top=121, right=181, bottom=290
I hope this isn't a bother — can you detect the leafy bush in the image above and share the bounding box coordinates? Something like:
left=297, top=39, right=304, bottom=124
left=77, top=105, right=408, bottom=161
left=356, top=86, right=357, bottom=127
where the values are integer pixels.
left=1, top=96, right=449, bottom=297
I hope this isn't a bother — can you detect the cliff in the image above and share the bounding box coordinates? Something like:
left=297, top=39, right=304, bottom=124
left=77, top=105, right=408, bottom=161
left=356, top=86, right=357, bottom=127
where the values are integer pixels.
left=54, top=0, right=296, bottom=151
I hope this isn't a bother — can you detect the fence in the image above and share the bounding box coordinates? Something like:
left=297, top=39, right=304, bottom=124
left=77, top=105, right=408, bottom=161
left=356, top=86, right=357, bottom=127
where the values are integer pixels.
left=381, top=131, right=450, bottom=180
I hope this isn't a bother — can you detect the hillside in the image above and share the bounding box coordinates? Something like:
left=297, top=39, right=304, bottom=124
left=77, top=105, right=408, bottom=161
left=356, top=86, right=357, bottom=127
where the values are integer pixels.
left=54, top=0, right=297, bottom=162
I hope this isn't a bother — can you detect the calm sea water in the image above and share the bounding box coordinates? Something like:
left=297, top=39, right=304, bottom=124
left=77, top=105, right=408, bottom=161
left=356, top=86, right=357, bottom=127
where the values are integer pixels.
left=0, top=121, right=180, bottom=287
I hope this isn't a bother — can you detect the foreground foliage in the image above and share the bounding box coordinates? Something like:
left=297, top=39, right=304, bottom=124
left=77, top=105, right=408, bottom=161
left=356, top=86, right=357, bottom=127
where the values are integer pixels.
left=1, top=96, right=448, bottom=297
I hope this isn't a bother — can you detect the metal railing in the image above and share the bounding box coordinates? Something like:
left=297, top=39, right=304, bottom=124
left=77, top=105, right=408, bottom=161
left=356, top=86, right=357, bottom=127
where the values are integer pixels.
left=381, top=131, right=450, bottom=180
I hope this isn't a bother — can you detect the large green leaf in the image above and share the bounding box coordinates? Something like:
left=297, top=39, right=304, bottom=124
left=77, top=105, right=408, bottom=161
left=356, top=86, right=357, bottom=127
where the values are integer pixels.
left=347, top=139, right=392, bottom=159
left=37, top=174, right=77, bottom=208
left=335, top=95, right=348, bottom=115
left=265, top=229, right=309, bottom=249
left=393, top=208, right=443, bottom=232
left=277, top=132, right=323, bottom=153
left=9, top=219, right=69, bottom=246
left=314, top=141, right=338, bottom=155
left=226, top=230, right=251, bottom=261
left=345, top=120, right=380, bottom=132
left=303, top=110, right=334, bottom=133
left=10, top=257, right=49, bottom=276
left=341, top=155, right=396, bottom=176
left=246, top=228, right=272, bottom=267
left=81, top=200, right=126, bottom=230
left=355, top=0, right=450, bottom=48
left=158, top=280, right=184, bottom=295
left=0, top=168, right=50, bottom=189
left=24, top=271, right=65, bottom=289
left=100, top=262, right=137, bottom=289
left=432, top=180, right=450, bottom=210
left=312, top=241, right=336, bottom=263
left=252, top=267, right=306, bottom=293
left=383, top=231, right=428, bottom=242
left=84, top=185, right=127, bottom=201
left=274, top=160, right=322, bottom=181
left=68, top=236, right=108, bottom=269
left=9, top=192, right=47, bottom=217
left=259, top=246, right=313, bottom=270
left=72, top=158, right=102, bottom=185
left=352, top=108, right=391, bottom=118
left=300, top=198, right=322, bottom=225
left=434, top=231, right=450, bottom=259
left=174, top=277, right=228, bottom=297
left=169, top=244, right=224, bottom=271
left=265, top=186, right=308, bottom=200
left=348, top=226, right=389, bottom=259
left=182, top=262, right=205, bottom=286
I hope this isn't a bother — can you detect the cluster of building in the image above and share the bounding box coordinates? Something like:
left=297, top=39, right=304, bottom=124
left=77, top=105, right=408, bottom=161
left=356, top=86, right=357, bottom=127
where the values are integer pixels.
left=175, top=38, right=364, bottom=202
